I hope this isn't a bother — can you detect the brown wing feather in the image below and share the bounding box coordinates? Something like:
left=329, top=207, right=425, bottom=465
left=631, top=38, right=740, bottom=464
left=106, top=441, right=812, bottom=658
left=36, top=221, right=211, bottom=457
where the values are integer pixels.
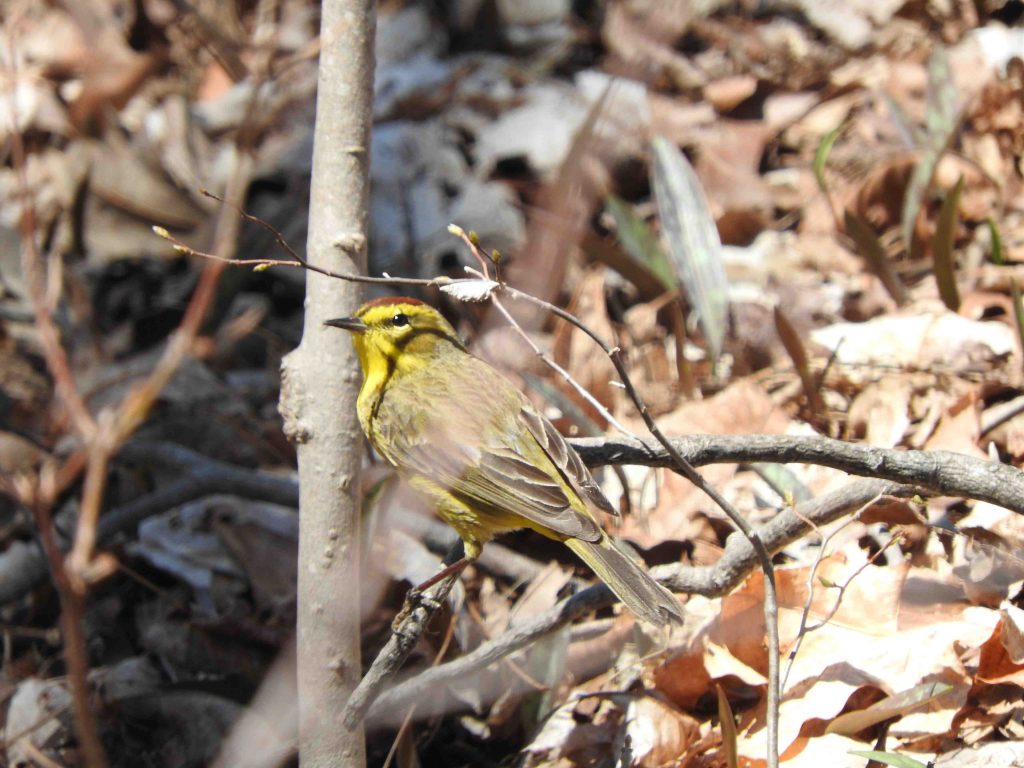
left=518, top=407, right=618, bottom=517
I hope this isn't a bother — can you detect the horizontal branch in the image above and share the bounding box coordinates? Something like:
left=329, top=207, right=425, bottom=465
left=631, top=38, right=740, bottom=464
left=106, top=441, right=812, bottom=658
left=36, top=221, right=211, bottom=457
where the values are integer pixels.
left=570, top=434, right=1024, bottom=515
left=4, top=434, right=1016, bottom=607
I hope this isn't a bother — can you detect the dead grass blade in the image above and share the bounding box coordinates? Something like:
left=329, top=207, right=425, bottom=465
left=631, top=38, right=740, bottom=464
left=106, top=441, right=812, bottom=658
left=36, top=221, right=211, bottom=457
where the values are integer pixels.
left=932, top=175, right=964, bottom=312
left=843, top=211, right=908, bottom=306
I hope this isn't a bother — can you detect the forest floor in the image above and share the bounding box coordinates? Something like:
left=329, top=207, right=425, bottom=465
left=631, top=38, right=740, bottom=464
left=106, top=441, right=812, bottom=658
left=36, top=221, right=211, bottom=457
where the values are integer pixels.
left=5, top=1, right=1024, bottom=766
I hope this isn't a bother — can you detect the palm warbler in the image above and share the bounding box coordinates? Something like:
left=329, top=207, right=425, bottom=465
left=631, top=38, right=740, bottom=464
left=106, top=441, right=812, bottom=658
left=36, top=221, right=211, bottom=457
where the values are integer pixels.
left=326, top=297, right=683, bottom=627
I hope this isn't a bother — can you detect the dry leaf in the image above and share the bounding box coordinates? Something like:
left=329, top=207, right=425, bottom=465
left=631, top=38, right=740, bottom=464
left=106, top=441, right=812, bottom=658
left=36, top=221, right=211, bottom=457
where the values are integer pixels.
left=846, top=377, right=913, bottom=447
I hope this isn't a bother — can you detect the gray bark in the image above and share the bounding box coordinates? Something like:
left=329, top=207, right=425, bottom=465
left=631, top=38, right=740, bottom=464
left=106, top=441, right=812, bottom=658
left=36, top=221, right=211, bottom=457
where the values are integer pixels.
left=278, top=2, right=375, bottom=765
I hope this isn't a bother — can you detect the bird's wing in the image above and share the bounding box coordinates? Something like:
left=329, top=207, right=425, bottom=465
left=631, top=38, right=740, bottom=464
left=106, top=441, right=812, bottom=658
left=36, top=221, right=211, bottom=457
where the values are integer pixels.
left=377, top=385, right=606, bottom=542
left=517, top=405, right=619, bottom=519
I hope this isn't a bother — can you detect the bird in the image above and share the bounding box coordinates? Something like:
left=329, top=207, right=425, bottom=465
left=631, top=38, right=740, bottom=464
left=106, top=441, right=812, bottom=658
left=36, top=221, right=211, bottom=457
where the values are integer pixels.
left=325, top=297, right=683, bottom=627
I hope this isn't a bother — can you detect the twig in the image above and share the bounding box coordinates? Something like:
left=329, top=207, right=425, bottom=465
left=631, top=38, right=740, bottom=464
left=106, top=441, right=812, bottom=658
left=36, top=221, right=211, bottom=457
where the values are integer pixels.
left=19, top=511, right=102, bottom=768
left=489, top=295, right=635, bottom=437
left=980, top=394, right=1024, bottom=435
left=806, top=530, right=901, bottom=634
left=153, top=227, right=450, bottom=288
left=9, top=146, right=95, bottom=440
left=782, top=495, right=880, bottom=690
left=16, top=738, right=66, bottom=768
left=4, top=32, right=106, bottom=767
left=64, top=150, right=255, bottom=593
left=341, top=557, right=464, bottom=729
left=381, top=608, right=458, bottom=768
left=0, top=696, right=71, bottom=751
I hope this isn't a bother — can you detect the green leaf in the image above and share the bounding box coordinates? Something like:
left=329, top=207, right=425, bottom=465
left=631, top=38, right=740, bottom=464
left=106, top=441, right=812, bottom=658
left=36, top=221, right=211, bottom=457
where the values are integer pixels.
left=932, top=175, right=964, bottom=311
left=813, top=126, right=841, bottom=197
left=651, top=136, right=729, bottom=363
left=1011, top=281, right=1024, bottom=374
left=848, top=750, right=931, bottom=768
left=605, top=195, right=676, bottom=290
left=900, top=46, right=958, bottom=258
left=987, top=216, right=1005, bottom=265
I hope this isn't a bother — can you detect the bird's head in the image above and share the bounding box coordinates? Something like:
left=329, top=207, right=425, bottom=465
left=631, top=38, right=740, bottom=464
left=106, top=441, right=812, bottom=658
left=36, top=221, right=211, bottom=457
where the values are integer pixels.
left=325, top=297, right=466, bottom=377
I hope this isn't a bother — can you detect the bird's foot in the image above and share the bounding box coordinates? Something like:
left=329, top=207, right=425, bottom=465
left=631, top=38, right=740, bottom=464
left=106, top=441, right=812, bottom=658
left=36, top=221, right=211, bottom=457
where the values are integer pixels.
left=391, top=587, right=443, bottom=633
left=390, top=556, right=472, bottom=633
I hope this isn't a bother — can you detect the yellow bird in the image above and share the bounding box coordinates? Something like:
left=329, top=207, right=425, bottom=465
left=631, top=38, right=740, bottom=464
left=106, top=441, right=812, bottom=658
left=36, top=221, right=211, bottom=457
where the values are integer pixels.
left=326, top=297, right=683, bottom=627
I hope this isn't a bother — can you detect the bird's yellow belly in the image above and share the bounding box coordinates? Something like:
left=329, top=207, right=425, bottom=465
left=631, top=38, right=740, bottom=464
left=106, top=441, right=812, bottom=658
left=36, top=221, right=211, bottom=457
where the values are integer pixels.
left=407, top=474, right=528, bottom=559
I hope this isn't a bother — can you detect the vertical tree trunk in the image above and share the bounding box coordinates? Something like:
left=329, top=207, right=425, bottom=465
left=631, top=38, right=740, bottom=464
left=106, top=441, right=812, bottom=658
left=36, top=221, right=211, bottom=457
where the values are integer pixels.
left=278, top=2, right=375, bottom=765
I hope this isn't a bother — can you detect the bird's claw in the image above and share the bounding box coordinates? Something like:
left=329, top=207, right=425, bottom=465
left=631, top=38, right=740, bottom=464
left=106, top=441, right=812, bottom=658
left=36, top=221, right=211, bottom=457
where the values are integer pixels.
left=391, top=587, right=442, bottom=633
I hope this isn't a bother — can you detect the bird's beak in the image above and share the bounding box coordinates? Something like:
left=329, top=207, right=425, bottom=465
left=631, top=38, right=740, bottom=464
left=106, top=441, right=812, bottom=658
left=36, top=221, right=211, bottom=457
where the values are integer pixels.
left=324, top=316, right=368, bottom=333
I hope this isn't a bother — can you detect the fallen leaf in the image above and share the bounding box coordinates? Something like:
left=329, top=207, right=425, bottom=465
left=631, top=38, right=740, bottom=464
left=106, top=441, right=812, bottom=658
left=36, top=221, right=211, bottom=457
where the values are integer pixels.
left=847, top=377, right=913, bottom=447
left=811, top=310, right=1015, bottom=372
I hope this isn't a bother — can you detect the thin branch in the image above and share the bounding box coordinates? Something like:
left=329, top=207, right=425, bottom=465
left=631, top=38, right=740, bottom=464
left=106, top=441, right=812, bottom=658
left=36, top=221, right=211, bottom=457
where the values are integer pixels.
left=10, top=149, right=96, bottom=441
left=804, top=529, right=901, bottom=634
left=4, top=31, right=104, bottom=767
left=782, top=496, right=880, bottom=690
left=3, top=21, right=260, bottom=760
left=341, top=557, right=463, bottom=729
left=568, top=434, right=1024, bottom=515
left=64, top=146, right=255, bottom=591
left=489, top=295, right=635, bottom=437
left=153, top=226, right=450, bottom=288
left=16, top=738, right=66, bottom=768
left=3, top=434, right=1020, bottom=604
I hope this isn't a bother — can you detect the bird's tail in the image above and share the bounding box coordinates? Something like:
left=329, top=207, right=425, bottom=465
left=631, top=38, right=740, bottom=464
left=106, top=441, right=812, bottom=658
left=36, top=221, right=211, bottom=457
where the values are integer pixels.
left=564, top=534, right=683, bottom=627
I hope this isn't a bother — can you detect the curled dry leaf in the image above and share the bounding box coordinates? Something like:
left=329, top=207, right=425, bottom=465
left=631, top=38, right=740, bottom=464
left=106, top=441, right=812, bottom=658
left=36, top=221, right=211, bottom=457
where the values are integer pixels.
left=704, top=74, right=759, bottom=113
left=976, top=611, right=1024, bottom=686
left=439, top=278, right=499, bottom=302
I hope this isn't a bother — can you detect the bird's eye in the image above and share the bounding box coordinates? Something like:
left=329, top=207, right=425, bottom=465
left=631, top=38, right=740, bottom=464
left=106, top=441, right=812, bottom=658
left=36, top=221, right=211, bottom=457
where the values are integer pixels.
left=392, top=313, right=410, bottom=327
